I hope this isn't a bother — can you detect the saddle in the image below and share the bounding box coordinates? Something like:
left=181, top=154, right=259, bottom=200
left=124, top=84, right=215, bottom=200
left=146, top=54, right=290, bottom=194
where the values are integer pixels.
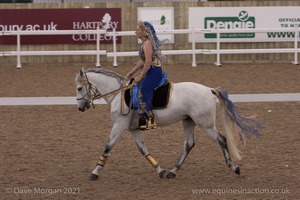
left=124, top=75, right=172, bottom=110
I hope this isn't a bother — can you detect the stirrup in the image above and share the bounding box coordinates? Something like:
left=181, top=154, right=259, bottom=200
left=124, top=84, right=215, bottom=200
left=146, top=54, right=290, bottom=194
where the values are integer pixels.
left=139, top=118, right=148, bottom=131
left=147, top=117, right=157, bottom=129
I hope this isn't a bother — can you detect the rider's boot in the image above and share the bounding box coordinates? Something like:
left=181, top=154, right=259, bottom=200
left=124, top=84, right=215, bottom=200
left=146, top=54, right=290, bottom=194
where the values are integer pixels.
left=147, top=117, right=157, bottom=129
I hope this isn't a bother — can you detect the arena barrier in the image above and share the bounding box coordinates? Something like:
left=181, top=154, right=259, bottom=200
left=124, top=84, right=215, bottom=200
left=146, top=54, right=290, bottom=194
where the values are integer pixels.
left=107, top=28, right=299, bottom=67
left=1, top=93, right=300, bottom=106
left=0, top=29, right=107, bottom=68
left=0, top=28, right=299, bottom=68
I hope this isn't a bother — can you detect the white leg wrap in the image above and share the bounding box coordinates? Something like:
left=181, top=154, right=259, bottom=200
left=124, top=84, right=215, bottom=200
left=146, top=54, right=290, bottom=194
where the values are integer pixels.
left=169, top=168, right=177, bottom=174
left=92, top=165, right=102, bottom=175
left=155, top=165, right=163, bottom=173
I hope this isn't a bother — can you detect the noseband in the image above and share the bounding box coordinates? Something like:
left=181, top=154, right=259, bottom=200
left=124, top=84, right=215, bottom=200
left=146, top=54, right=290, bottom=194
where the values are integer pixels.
left=76, top=72, right=100, bottom=108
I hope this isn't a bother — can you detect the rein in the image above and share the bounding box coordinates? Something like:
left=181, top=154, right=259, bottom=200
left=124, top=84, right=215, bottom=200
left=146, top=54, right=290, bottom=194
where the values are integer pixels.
left=92, top=82, right=135, bottom=101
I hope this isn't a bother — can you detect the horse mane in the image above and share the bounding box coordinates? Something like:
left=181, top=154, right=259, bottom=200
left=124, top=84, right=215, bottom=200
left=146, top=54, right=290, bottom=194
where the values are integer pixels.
left=85, top=68, right=125, bottom=83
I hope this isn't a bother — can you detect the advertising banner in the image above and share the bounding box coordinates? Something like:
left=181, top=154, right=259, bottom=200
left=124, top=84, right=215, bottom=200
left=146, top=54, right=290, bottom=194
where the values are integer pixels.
left=138, top=7, right=174, bottom=43
left=0, top=8, right=121, bottom=44
left=188, top=7, right=300, bottom=42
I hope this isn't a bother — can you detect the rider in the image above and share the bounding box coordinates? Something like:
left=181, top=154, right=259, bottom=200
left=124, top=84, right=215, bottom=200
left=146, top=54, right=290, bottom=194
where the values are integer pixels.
left=125, top=21, right=171, bottom=130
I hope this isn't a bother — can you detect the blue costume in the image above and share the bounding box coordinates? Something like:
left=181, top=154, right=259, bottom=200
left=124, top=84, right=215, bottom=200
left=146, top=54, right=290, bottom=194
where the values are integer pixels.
left=136, top=21, right=171, bottom=122
left=126, top=21, right=172, bottom=130
left=137, top=44, right=164, bottom=119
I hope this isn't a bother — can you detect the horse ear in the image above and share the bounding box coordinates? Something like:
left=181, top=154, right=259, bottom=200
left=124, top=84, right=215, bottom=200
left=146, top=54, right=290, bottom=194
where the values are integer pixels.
left=80, top=67, right=86, bottom=76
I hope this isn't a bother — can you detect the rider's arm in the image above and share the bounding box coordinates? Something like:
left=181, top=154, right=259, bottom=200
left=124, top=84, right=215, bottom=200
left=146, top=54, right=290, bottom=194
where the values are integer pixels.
left=125, top=59, right=144, bottom=79
left=140, top=40, right=153, bottom=77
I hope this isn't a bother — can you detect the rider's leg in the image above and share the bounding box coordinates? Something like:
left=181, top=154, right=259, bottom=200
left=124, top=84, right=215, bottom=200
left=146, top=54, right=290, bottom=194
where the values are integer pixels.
left=137, top=67, right=162, bottom=130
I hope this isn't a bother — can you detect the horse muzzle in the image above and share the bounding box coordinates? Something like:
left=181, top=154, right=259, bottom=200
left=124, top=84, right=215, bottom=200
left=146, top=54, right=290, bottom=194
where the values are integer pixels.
left=78, top=101, right=91, bottom=112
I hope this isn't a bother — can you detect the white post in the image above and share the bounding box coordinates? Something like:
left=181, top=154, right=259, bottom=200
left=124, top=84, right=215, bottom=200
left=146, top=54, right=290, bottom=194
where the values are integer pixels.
left=215, top=29, right=221, bottom=66
left=292, top=28, right=299, bottom=65
left=96, top=27, right=101, bottom=67
left=16, top=31, right=21, bottom=69
left=191, top=27, right=197, bottom=67
left=112, top=28, right=118, bottom=67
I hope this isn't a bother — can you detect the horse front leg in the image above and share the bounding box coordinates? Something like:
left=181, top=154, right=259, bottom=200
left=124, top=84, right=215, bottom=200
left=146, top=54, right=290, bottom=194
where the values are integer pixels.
left=167, top=118, right=196, bottom=178
left=131, top=130, right=166, bottom=179
left=89, top=123, right=126, bottom=181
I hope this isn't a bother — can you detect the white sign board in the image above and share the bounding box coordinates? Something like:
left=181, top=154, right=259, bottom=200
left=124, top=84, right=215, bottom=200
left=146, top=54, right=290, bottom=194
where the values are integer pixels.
left=189, top=7, right=300, bottom=42
left=138, top=7, right=174, bottom=43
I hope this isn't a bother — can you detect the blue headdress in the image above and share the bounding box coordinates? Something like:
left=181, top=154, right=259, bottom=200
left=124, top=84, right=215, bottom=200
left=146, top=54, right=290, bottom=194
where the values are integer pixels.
left=139, top=21, right=172, bottom=64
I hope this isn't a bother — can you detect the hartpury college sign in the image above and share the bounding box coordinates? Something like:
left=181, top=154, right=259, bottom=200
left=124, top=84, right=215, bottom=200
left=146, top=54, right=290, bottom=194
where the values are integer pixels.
left=0, top=8, right=121, bottom=44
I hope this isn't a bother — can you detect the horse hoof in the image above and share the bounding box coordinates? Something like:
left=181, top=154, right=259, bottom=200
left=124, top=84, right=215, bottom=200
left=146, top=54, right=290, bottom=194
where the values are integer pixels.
left=89, top=173, right=99, bottom=181
left=234, top=166, right=240, bottom=175
left=166, top=172, right=176, bottom=179
left=159, top=170, right=166, bottom=179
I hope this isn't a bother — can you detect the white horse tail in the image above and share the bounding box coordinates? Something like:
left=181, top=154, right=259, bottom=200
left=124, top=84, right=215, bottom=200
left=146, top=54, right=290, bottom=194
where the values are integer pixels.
left=212, top=88, right=262, bottom=161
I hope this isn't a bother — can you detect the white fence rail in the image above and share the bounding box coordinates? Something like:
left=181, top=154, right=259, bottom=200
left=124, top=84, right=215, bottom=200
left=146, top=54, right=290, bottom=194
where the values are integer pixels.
left=107, top=28, right=299, bottom=67
left=0, top=29, right=107, bottom=68
left=0, top=28, right=299, bottom=68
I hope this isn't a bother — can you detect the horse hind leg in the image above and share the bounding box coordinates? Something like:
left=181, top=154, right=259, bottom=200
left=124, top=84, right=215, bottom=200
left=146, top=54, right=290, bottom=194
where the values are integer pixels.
left=217, top=132, right=240, bottom=175
left=167, top=118, right=196, bottom=178
left=205, top=127, right=240, bottom=175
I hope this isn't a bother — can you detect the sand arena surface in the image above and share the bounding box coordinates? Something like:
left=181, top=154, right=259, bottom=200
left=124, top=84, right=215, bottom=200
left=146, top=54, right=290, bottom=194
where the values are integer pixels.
left=1, top=63, right=299, bottom=200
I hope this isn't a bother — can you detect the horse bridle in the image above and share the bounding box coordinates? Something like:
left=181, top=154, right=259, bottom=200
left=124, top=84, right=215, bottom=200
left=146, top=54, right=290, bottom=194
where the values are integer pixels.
left=76, top=71, right=135, bottom=108
left=76, top=72, right=100, bottom=108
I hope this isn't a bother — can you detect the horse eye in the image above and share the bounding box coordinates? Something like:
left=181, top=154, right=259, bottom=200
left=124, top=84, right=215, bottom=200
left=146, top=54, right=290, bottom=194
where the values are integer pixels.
left=77, top=87, right=82, bottom=91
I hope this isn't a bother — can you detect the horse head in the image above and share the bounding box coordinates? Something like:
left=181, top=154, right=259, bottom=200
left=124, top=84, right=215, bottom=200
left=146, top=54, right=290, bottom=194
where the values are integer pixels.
left=75, top=67, right=127, bottom=112
left=75, top=68, right=93, bottom=112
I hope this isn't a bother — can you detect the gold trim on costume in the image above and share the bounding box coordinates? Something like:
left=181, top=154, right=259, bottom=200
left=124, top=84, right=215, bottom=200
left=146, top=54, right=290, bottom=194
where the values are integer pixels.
left=121, top=79, right=126, bottom=115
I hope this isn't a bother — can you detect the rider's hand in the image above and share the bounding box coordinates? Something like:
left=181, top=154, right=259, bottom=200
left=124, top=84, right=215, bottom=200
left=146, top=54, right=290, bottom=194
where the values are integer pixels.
left=134, top=75, right=144, bottom=83
left=125, top=70, right=134, bottom=79
left=125, top=72, right=133, bottom=80
left=125, top=72, right=131, bottom=79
